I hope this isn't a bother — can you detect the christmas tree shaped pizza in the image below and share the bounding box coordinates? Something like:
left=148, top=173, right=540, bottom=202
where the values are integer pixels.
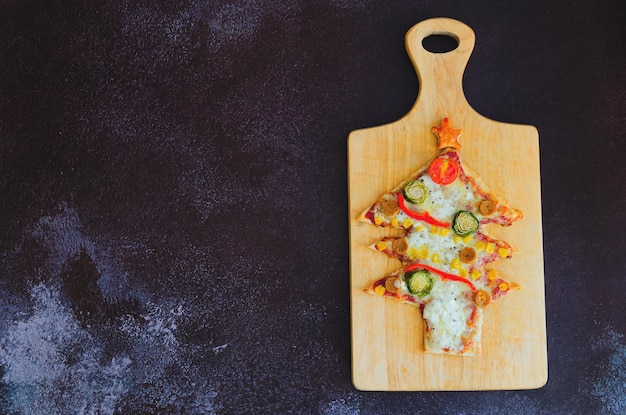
left=357, top=117, right=523, bottom=355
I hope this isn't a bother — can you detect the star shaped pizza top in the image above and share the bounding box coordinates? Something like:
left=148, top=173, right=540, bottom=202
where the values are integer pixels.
left=432, top=117, right=462, bottom=150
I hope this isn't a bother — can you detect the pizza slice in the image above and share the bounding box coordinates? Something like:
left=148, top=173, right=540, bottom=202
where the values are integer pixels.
left=357, top=150, right=523, bottom=229
left=369, top=226, right=513, bottom=281
left=365, top=265, right=484, bottom=355
left=371, top=225, right=511, bottom=263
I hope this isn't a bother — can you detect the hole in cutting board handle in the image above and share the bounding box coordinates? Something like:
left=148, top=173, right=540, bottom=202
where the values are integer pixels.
left=422, top=34, right=459, bottom=53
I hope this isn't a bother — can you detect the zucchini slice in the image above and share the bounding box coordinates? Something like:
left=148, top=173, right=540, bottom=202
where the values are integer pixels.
left=402, top=180, right=427, bottom=204
left=453, top=211, right=479, bottom=236
left=405, top=269, right=434, bottom=297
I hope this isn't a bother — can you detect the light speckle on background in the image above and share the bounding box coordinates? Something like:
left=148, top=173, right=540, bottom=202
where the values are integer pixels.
left=584, top=327, right=626, bottom=415
left=29, top=203, right=94, bottom=276
left=0, top=283, right=218, bottom=414
left=319, top=392, right=362, bottom=415
left=0, top=284, right=131, bottom=415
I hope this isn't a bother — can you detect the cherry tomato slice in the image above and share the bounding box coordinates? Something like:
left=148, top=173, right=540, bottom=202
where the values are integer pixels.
left=428, top=157, right=459, bottom=185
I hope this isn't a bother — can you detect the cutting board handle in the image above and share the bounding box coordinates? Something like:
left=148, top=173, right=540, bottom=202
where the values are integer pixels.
left=405, top=18, right=476, bottom=119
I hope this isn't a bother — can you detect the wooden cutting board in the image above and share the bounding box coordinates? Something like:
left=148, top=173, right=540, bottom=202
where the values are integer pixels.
left=348, top=18, right=547, bottom=391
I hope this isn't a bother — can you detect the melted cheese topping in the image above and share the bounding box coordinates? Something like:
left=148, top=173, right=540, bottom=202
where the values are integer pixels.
left=401, top=175, right=477, bottom=223
left=422, top=281, right=476, bottom=353
left=417, top=175, right=472, bottom=220
left=405, top=225, right=459, bottom=266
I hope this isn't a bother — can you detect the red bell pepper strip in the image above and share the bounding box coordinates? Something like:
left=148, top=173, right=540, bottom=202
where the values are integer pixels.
left=397, top=193, right=451, bottom=228
left=404, top=263, right=477, bottom=293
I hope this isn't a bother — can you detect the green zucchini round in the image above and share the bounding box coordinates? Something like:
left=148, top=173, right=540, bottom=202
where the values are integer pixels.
left=405, top=269, right=434, bottom=297
left=402, top=180, right=427, bottom=204
left=453, top=211, right=479, bottom=236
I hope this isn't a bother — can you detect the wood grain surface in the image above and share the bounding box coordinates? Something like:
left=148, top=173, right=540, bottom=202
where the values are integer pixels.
left=348, top=18, right=547, bottom=391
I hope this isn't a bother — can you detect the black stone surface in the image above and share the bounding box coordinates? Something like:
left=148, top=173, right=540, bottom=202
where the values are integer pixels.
left=0, top=1, right=624, bottom=414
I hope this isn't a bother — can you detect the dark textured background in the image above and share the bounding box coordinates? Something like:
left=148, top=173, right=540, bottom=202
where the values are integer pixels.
left=0, top=0, right=624, bottom=414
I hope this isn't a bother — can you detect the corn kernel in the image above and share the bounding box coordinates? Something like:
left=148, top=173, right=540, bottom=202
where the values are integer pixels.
left=415, top=225, right=424, bottom=232
left=475, top=241, right=486, bottom=251
left=453, top=235, right=462, bottom=244
left=418, top=247, right=429, bottom=259
left=450, top=258, right=461, bottom=269
left=431, top=253, right=441, bottom=263
left=471, top=269, right=481, bottom=280
left=439, top=228, right=450, bottom=237
left=485, top=242, right=495, bottom=253
left=459, top=268, right=468, bottom=278
left=374, top=285, right=386, bottom=296
left=390, top=217, right=399, bottom=227
left=497, top=247, right=509, bottom=258
left=463, top=235, right=473, bottom=244
left=375, top=241, right=388, bottom=251
left=407, top=247, right=419, bottom=259
left=487, top=269, right=498, bottom=281
left=402, top=218, right=413, bottom=228
left=374, top=215, right=384, bottom=225
left=430, top=226, right=439, bottom=234
left=499, top=282, right=509, bottom=291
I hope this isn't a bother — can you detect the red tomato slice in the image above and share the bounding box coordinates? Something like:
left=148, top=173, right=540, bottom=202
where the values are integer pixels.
left=428, top=157, right=459, bottom=185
